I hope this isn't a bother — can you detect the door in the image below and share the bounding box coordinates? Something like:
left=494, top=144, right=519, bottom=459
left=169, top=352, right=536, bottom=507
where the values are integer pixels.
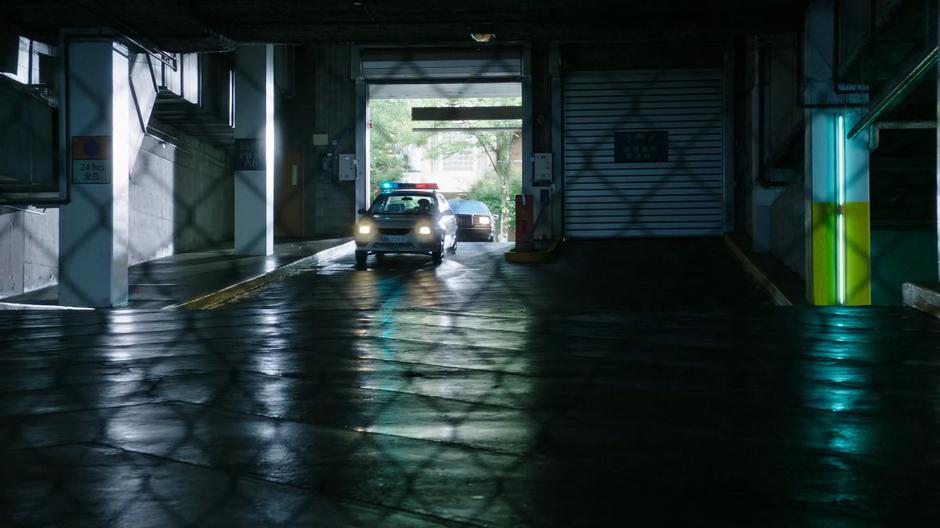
left=275, top=151, right=304, bottom=237
left=563, top=69, right=726, bottom=238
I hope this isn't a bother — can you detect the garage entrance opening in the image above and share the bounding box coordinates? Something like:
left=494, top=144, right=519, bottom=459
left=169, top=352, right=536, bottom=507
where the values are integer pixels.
left=367, top=84, right=522, bottom=241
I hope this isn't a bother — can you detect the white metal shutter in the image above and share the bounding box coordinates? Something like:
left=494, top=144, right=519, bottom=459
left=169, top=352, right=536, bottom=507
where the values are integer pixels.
left=563, top=69, right=726, bottom=238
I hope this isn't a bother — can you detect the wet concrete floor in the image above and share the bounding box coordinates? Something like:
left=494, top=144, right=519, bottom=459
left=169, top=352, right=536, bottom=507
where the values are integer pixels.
left=2, top=239, right=940, bottom=526
left=5, top=238, right=350, bottom=309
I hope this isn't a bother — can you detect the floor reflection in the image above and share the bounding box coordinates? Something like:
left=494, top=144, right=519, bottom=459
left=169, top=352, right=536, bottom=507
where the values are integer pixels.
left=3, top=240, right=940, bottom=525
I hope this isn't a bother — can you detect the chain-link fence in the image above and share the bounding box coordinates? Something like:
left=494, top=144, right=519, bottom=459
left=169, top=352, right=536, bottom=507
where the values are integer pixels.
left=1, top=42, right=940, bottom=527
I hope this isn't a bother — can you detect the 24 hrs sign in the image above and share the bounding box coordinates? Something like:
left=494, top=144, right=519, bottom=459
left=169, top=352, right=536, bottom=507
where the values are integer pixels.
left=71, top=136, right=112, bottom=184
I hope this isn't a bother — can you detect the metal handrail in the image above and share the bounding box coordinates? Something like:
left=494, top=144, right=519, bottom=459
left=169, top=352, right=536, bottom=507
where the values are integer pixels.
left=847, top=46, right=937, bottom=140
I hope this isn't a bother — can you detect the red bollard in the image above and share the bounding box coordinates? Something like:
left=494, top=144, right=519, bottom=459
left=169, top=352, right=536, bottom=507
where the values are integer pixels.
left=515, top=194, right=534, bottom=251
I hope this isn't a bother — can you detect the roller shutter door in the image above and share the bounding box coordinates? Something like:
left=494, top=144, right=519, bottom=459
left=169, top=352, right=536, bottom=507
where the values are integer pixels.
left=563, top=69, right=726, bottom=238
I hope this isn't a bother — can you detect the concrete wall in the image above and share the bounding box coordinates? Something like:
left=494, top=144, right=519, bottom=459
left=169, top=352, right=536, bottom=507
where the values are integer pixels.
left=172, top=135, right=233, bottom=254
left=0, top=207, right=58, bottom=298
left=0, top=77, right=58, bottom=298
left=739, top=34, right=807, bottom=282
left=0, top=80, right=56, bottom=195
left=129, top=136, right=175, bottom=264
left=766, top=34, right=802, bottom=172
left=280, top=45, right=357, bottom=238
left=769, top=180, right=805, bottom=278
left=2, top=128, right=232, bottom=297
left=128, top=130, right=232, bottom=265
left=869, top=131, right=938, bottom=304
left=736, top=38, right=756, bottom=241
left=2, top=127, right=231, bottom=299
left=871, top=229, right=937, bottom=305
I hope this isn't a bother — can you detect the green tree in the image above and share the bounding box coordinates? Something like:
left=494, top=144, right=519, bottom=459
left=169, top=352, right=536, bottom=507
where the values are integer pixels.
left=370, top=97, right=522, bottom=239
left=466, top=130, right=520, bottom=240
left=368, top=99, right=430, bottom=195
left=430, top=127, right=521, bottom=240
left=464, top=163, right=523, bottom=238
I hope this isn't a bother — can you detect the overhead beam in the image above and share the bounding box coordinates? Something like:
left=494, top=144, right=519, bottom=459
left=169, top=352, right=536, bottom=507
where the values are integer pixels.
left=412, top=106, right=522, bottom=121
left=412, top=127, right=520, bottom=132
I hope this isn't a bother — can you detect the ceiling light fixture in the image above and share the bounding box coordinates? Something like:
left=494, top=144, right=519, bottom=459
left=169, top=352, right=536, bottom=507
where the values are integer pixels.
left=470, top=33, right=495, bottom=43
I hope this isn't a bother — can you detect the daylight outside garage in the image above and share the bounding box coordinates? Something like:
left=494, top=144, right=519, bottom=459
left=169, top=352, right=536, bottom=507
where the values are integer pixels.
left=368, top=92, right=523, bottom=242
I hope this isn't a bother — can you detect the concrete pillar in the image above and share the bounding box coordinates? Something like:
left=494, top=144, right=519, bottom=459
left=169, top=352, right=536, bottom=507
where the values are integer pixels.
left=937, top=5, right=940, bottom=279
left=355, top=78, right=369, bottom=214
left=234, top=44, right=274, bottom=255
left=750, top=38, right=784, bottom=252
left=805, top=109, right=871, bottom=305
left=58, top=40, right=130, bottom=308
left=803, top=0, right=871, bottom=305
left=549, top=43, right=564, bottom=238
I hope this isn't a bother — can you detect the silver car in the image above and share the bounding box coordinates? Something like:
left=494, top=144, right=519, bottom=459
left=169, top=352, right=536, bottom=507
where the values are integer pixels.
left=450, top=199, right=496, bottom=242
left=354, top=183, right=458, bottom=268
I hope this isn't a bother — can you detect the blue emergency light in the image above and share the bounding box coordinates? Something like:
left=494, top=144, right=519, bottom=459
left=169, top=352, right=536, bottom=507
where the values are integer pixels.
left=380, top=182, right=438, bottom=190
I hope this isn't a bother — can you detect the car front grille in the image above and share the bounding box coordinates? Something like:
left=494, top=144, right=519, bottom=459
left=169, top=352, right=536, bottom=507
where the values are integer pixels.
left=378, top=228, right=410, bottom=235
left=456, top=214, right=473, bottom=226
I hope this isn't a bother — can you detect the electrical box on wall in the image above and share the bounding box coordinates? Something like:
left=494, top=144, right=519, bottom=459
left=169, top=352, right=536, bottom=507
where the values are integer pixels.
left=338, top=154, right=358, bottom=181
left=533, top=153, right=552, bottom=185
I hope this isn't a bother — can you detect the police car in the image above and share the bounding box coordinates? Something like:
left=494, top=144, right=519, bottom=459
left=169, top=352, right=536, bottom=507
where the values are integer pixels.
left=354, top=182, right=458, bottom=268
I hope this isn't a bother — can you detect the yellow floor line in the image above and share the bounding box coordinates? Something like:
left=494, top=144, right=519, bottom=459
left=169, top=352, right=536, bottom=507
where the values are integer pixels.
left=504, top=239, right=561, bottom=264
left=723, top=236, right=794, bottom=307
left=165, top=241, right=355, bottom=309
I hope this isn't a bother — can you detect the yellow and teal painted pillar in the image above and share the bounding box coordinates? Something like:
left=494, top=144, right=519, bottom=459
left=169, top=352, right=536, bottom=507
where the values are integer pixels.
left=805, top=108, right=871, bottom=305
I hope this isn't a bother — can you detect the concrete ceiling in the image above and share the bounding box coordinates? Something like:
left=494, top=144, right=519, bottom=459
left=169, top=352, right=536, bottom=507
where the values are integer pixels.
left=5, top=1, right=807, bottom=52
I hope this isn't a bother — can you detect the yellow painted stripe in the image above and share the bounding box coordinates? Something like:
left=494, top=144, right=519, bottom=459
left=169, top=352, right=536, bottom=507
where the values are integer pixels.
left=505, top=238, right=562, bottom=263
left=844, top=202, right=871, bottom=305
left=811, top=202, right=838, bottom=305
left=723, top=236, right=794, bottom=306
left=810, top=201, right=870, bottom=305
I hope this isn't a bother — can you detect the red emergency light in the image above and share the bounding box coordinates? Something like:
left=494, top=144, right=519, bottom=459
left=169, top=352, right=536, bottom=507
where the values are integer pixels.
left=380, top=182, right=439, bottom=190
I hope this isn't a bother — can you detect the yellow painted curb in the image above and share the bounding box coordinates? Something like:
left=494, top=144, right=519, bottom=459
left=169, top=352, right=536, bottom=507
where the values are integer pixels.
left=165, top=240, right=355, bottom=310
left=903, top=283, right=940, bottom=318
left=505, top=239, right=562, bottom=264
left=723, top=236, right=794, bottom=306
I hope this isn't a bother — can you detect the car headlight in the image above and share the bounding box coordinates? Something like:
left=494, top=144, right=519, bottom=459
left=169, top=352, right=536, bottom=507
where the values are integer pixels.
left=417, top=225, right=432, bottom=236
left=477, top=216, right=491, bottom=225
left=358, top=224, right=371, bottom=235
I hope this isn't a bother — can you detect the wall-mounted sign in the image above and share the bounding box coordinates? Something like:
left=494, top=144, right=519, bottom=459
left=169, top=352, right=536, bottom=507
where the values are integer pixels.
left=71, top=136, right=111, bottom=184
left=614, top=131, right=668, bottom=163
left=234, top=138, right=265, bottom=171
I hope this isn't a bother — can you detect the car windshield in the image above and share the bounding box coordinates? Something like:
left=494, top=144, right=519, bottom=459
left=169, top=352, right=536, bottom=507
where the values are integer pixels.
left=450, top=200, right=491, bottom=215
left=370, top=193, right=437, bottom=214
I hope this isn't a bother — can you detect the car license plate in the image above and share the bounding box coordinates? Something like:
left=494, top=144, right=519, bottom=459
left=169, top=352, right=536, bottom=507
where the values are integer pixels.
left=378, top=235, right=408, bottom=243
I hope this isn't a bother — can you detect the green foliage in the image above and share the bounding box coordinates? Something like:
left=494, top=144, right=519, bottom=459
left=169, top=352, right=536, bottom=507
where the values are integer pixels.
left=462, top=164, right=522, bottom=238
left=368, top=99, right=430, bottom=195
left=369, top=96, right=523, bottom=238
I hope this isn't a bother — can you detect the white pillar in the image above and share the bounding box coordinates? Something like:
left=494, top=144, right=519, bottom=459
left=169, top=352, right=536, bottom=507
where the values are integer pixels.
left=58, top=40, right=130, bottom=308
left=234, top=44, right=275, bottom=255
left=803, top=1, right=871, bottom=305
